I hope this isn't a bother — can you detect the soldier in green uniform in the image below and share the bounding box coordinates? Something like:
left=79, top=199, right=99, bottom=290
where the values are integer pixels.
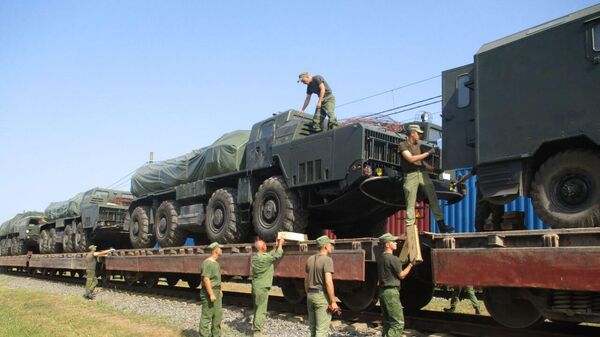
left=444, top=286, right=482, bottom=315
left=83, top=245, right=114, bottom=300
left=377, top=233, right=414, bottom=337
left=200, top=242, right=224, bottom=337
left=298, top=72, right=338, bottom=132
left=399, top=124, right=454, bottom=233
left=305, top=235, right=339, bottom=337
left=251, top=238, right=285, bottom=337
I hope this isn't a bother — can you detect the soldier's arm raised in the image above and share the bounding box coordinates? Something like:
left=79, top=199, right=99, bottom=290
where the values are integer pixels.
left=398, top=263, right=413, bottom=280
left=401, top=150, right=430, bottom=164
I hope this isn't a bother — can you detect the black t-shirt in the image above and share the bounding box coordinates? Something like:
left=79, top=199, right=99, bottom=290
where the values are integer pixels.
left=377, top=252, right=402, bottom=288
left=306, top=75, right=332, bottom=96
left=399, top=140, right=423, bottom=173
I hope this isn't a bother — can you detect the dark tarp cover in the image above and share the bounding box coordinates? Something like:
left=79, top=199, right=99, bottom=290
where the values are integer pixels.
left=131, top=130, right=250, bottom=197
left=0, top=211, right=44, bottom=236
left=44, top=193, right=84, bottom=221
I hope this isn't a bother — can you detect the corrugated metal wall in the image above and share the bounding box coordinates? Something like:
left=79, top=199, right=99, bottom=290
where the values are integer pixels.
left=433, top=168, right=549, bottom=233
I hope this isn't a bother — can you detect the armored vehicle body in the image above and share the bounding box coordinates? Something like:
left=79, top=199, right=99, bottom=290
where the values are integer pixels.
left=0, top=211, right=45, bottom=255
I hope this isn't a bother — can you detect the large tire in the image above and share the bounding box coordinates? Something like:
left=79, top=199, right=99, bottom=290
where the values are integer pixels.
left=12, top=237, right=27, bottom=256
left=62, top=224, right=75, bottom=253
left=39, top=229, right=49, bottom=254
left=205, top=188, right=249, bottom=243
left=129, top=206, right=154, bottom=248
left=74, top=222, right=90, bottom=252
left=252, top=177, right=308, bottom=241
left=531, top=150, right=600, bottom=228
left=47, top=228, right=59, bottom=253
left=0, top=239, right=5, bottom=256
left=154, top=201, right=187, bottom=247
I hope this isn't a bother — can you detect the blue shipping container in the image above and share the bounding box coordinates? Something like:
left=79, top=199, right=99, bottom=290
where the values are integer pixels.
left=431, top=168, right=550, bottom=233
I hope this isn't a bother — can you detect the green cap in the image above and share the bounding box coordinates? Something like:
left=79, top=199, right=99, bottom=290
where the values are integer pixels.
left=378, top=232, right=399, bottom=243
left=88, top=245, right=97, bottom=251
left=406, top=124, right=424, bottom=134
left=208, top=242, right=224, bottom=250
left=297, top=71, right=309, bottom=82
left=316, top=235, right=335, bottom=247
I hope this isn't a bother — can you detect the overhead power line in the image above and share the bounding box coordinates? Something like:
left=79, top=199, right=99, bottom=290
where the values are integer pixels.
left=336, top=75, right=441, bottom=108
left=105, top=167, right=138, bottom=189
left=356, top=95, right=441, bottom=119
left=374, top=100, right=442, bottom=119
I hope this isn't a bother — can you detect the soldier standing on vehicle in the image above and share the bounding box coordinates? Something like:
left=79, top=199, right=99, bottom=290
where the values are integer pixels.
left=444, top=286, right=482, bottom=315
left=298, top=72, right=338, bottom=132
left=377, top=233, right=414, bottom=337
left=305, top=235, right=340, bottom=337
left=400, top=124, right=454, bottom=233
left=454, top=169, right=504, bottom=231
left=200, top=242, right=224, bottom=337
left=251, top=238, right=285, bottom=337
left=83, top=245, right=114, bottom=300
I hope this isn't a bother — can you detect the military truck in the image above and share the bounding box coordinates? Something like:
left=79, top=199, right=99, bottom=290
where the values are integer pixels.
left=442, top=4, right=600, bottom=228
left=127, top=110, right=462, bottom=248
left=0, top=212, right=45, bottom=256
left=38, top=188, right=133, bottom=253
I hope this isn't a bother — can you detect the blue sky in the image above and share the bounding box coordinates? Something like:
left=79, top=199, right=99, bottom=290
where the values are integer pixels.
left=0, top=0, right=597, bottom=221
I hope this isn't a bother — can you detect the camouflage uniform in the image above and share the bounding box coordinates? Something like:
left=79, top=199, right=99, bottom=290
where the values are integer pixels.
left=200, top=257, right=223, bottom=337
left=251, top=246, right=283, bottom=336
left=377, top=233, right=405, bottom=337
left=446, top=286, right=481, bottom=314
left=84, top=251, right=97, bottom=299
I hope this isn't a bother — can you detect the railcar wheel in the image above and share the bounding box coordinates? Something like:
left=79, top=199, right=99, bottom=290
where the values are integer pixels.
left=74, top=222, right=90, bottom=252
left=166, top=276, right=179, bottom=287
left=143, top=275, right=159, bottom=288
left=154, top=201, right=186, bottom=247
left=62, top=224, right=75, bottom=253
left=400, top=277, right=435, bottom=310
left=124, top=272, right=138, bottom=287
left=531, top=150, right=600, bottom=228
left=338, top=278, right=378, bottom=311
left=252, top=176, right=307, bottom=241
left=185, top=276, right=200, bottom=289
left=129, top=207, right=154, bottom=248
left=483, top=287, right=543, bottom=329
left=206, top=188, right=249, bottom=243
left=280, top=279, right=306, bottom=304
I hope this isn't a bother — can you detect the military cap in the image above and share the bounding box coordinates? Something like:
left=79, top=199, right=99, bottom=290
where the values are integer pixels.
left=378, top=232, right=399, bottom=243
left=406, top=124, right=424, bottom=134
left=208, top=242, right=224, bottom=250
left=316, top=235, right=335, bottom=247
left=88, top=245, right=97, bottom=250
left=297, top=71, right=310, bottom=82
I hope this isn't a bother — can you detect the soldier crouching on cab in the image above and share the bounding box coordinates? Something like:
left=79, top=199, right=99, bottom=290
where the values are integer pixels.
left=400, top=124, right=454, bottom=233
left=200, top=242, right=224, bottom=337
left=377, top=233, right=414, bottom=337
left=83, top=245, right=114, bottom=300
left=305, top=235, right=340, bottom=337
left=251, top=237, right=285, bottom=337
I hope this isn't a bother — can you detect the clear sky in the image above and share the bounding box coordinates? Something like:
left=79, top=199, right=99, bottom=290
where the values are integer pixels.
left=0, top=0, right=597, bottom=221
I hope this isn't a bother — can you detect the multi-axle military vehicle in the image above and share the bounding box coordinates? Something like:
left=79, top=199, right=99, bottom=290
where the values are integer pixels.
left=0, top=212, right=45, bottom=255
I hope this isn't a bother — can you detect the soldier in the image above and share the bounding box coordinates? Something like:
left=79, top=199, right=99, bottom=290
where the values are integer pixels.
left=454, top=169, right=504, bottom=231
left=377, top=233, right=414, bottom=337
left=298, top=72, right=338, bottom=132
left=251, top=238, right=285, bottom=337
left=400, top=124, right=454, bottom=233
left=83, top=245, right=114, bottom=300
left=200, top=242, right=224, bottom=337
left=444, top=286, right=482, bottom=315
left=305, top=235, right=339, bottom=337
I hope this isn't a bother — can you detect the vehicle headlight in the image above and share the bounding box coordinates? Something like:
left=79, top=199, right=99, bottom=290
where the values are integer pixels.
left=25, top=229, right=30, bottom=234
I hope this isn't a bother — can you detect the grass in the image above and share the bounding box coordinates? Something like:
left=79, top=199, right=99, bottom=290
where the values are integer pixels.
left=0, top=279, right=195, bottom=337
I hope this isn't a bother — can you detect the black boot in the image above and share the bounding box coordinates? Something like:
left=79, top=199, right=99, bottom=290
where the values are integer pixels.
left=437, top=220, right=454, bottom=233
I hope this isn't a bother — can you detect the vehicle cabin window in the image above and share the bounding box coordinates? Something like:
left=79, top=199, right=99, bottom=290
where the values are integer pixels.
left=456, top=74, right=470, bottom=108
left=93, top=191, right=109, bottom=199
left=594, top=22, right=600, bottom=52
left=260, top=121, right=274, bottom=140
left=428, top=128, right=443, bottom=143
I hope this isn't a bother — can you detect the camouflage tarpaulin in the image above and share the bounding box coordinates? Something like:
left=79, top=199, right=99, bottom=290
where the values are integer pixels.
left=0, top=211, right=44, bottom=236
left=131, top=130, right=250, bottom=197
left=44, top=193, right=84, bottom=221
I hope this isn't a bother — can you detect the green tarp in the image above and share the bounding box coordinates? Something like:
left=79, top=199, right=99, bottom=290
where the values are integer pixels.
left=0, top=211, right=44, bottom=236
left=131, top=130, right=250, bottom=197
left=44, top=193, right=84, bottom=221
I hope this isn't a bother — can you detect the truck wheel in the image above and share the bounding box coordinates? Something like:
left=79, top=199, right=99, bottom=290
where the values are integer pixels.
left=154, top=201, right=186, bottom=247
left=252, top=176, right=308, bottom=241
left=47, top=228, right=59, bottom=253
left=12, top=237, right=26, bottom=256
left=62, top=224, right=75, bottom=253
left=130, top=207, right=154, bottom=248
left=39, top=229, right=49, bottom=254
left=206, top=188, right=249, bottom=243
left=531, top=150, right=600, bottom=228
left=74, top=222, right=90, bottom=252
left=0, top=239, right=5, bottom=256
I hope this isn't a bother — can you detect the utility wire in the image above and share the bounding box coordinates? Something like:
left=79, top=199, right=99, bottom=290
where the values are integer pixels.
left=105, top=167, right=138, bottom=189
left=357, top=95, right=441, bottom=119
left=336, top=75, right=441, bottom=108
left=374, top=100, right=442, bottom=119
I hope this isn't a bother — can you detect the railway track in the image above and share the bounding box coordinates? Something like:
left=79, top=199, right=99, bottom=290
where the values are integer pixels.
left=2, top=268, right=597, bottom=337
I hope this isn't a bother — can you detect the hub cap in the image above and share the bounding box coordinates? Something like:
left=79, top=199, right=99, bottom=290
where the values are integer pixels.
left=556, top=174, right=590, bottom=208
